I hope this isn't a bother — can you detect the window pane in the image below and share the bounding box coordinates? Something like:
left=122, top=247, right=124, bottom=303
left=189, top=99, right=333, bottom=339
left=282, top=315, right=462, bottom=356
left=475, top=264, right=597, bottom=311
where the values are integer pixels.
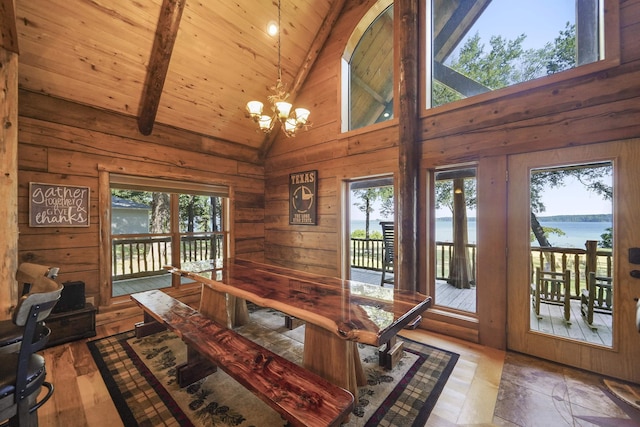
left=529, top=162, right=613, bottom=346
left=431, top=0, right=602, bottom=108
left=349, top=5, right=394, bottom=131
left=111, top=189, right=172, bottom=296
left=434, top=168, right=477, bottom=313
left=178, top=195, right=222, bottom=233
left=110, top=186, right=228, bottom=297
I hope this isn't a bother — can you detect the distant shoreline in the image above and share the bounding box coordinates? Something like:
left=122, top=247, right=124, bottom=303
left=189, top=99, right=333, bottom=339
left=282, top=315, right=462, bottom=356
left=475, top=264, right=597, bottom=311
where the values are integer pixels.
left=435, top=214, right=612, bottom=223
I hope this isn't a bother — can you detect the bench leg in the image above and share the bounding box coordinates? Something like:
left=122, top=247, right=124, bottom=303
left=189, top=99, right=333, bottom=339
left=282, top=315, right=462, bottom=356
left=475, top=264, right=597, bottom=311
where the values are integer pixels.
left=134, top=313, right=167, bottom=338
left=176, top=346, right=218, bottom=388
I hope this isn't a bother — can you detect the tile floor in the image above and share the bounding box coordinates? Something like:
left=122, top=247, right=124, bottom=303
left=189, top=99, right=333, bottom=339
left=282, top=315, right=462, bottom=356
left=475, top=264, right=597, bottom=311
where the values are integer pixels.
left=493, top=352, right=640, bottom=427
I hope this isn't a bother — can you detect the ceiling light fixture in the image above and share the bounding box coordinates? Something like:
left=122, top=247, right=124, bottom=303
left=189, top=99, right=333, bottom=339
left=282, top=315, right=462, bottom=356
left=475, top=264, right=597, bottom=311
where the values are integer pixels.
left=245, top=0, right=311, bottom=138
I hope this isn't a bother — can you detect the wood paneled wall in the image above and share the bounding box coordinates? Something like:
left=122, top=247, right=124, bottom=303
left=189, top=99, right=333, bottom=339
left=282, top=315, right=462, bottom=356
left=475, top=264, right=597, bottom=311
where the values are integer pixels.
left=17, top=91, right=265, bottom=308
left=264, top=0, right=640, bottom=346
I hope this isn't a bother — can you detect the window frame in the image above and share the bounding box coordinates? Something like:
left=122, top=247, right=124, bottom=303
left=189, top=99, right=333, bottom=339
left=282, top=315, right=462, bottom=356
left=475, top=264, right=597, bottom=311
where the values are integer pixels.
left=422, top=0, right=621, bottom=115
left=99, top=170, right=230, bottom=305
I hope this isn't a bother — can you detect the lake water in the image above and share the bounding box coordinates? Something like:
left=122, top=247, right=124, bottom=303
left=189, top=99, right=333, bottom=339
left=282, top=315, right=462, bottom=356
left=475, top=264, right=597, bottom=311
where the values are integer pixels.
left=351, top=219, right=611, bottom=248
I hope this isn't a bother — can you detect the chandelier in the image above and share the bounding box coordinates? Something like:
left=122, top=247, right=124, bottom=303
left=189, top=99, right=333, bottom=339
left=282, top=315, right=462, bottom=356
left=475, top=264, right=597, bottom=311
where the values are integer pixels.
left=245, top=0, right=311, bottom=137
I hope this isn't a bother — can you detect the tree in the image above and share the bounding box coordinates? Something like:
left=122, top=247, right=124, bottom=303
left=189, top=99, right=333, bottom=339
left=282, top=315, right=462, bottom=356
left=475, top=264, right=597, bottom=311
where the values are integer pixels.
left=150, top=193, right=170, bottom=233
left=353, top=186, right=394, bottom=239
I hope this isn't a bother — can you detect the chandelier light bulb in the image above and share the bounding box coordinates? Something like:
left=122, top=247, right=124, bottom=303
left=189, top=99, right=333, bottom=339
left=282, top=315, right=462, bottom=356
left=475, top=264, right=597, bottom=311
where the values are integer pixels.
left=294, top=108, right=310, bottom=124
left=246, top=101, right=263, bottom=119
left=275, top=101, right=292, bottom=121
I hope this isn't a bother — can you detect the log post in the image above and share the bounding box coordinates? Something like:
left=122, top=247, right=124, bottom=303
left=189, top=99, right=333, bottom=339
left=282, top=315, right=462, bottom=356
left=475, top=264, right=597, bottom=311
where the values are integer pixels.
left=585, top=240, right=598, bottom=294
left=0, top=0, right=19, bottom=320
left=396, top=0, right=420, bottom=291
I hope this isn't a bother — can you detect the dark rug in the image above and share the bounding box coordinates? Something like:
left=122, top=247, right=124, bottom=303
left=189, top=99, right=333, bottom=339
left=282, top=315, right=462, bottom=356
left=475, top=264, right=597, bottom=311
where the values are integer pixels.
left=88, top=309, right=458, bottom=426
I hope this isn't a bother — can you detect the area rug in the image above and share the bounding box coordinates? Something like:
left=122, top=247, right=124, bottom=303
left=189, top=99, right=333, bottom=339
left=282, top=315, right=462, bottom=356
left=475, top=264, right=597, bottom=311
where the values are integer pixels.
left=88, top=308, right=458, bottom=427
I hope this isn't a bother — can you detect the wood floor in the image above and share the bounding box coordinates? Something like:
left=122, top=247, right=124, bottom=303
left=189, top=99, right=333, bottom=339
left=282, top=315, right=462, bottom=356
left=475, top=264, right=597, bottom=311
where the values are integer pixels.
left=34, top=307, right=638, bottom=427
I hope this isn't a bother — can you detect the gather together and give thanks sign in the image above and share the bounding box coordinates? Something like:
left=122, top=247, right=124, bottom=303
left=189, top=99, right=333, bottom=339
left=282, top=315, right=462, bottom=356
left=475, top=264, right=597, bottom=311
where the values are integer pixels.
left=29, top=182, right=90, bottom=227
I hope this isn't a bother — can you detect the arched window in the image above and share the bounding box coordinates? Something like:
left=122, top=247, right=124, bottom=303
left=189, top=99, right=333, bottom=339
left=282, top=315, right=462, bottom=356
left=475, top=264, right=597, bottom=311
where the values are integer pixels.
left=342, top=1, right=394, bottom=132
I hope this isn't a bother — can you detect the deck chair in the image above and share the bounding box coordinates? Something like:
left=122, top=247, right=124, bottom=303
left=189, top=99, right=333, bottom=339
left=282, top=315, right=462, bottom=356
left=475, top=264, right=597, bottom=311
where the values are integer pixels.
left=532, top=267, right=572, bottom=324
left=380, top=221, right=394, bottom=286
left=0, top=276, right=62, bottom=426
left=581, top=272, right=612, bottom=329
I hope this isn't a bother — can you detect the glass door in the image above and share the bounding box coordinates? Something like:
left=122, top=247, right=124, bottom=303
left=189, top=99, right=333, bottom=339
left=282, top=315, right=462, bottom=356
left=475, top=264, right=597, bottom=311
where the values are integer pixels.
left=507, top=140, right=640, bottom=382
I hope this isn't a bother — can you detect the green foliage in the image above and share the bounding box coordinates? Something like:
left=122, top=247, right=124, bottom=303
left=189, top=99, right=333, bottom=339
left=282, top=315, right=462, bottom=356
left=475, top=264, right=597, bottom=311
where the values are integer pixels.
left=352, top=186, right=394, bottom=238
left=530, top=226, right=565, bottom=243
left=600, top=227, right=612, bottom=249
left=351, top=229, right=382, bottom=239
left=434, top=23, right=577, bottom=109
left=435, top=177, right=477, bottom=213
left=179, top=195, right=222, bottom=233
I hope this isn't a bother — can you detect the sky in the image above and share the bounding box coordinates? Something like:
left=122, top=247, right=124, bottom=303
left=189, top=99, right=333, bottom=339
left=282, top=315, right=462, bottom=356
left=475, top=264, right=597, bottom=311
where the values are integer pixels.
left=350, top=173, right=612, bottom=221
left=461, top=0, right=576, bottom=51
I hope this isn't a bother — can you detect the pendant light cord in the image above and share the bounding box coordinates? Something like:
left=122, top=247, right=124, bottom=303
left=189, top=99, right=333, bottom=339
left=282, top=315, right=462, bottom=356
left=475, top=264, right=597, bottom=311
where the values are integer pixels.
left=277, top=0, right=282, bottom=81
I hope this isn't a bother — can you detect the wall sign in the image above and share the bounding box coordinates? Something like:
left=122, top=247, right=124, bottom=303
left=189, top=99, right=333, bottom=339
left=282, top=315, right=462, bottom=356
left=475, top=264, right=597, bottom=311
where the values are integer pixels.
left=289, top=170, right=317, bottom=225
left=29, top=182, right=90, bottom=227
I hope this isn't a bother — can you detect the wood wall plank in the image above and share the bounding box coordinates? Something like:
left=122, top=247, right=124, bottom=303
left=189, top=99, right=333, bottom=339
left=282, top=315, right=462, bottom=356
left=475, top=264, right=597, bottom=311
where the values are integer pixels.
left=0, top=46, right=19, bottom=320
left=18, top=98, right=264, bottom=308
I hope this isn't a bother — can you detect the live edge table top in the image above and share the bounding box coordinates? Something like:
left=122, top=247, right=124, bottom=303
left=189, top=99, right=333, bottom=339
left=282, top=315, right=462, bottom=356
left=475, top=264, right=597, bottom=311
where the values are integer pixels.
left=165, top=258, right=432, bottom=346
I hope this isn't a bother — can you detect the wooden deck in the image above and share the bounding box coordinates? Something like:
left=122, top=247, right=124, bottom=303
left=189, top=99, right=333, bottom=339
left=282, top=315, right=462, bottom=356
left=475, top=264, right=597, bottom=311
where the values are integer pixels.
left=115, top=267, right=612, bottom=346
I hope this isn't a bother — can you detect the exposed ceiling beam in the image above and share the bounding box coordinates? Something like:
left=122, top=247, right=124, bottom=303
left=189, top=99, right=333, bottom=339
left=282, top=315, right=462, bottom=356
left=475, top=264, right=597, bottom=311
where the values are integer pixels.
left=434, top=61, right=489, bottom=97
left=433, top=0, right=491, bottom=63
left=137, top=0, right=186, bottom=136
left=258, top=0, right=348, bottom=159
left=1, top=0, right=19, bottom=54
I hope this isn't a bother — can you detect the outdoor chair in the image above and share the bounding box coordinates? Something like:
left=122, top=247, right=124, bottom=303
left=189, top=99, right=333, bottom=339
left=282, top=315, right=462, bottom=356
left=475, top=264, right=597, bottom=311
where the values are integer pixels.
left=380, top=221, right=394, bottom=286
left=581, top=272, right=612, bottom=329
left=0, top=264, right=59, bottom=354
left=532, top=267, right=572, bottom=324
left=0, top=275, right=62, bottom=426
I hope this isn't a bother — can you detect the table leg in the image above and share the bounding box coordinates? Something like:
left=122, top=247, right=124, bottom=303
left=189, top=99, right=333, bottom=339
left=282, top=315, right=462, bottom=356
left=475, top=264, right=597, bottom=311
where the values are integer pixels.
left=303, top=323, right=365, bottom=399
left=200, top=285, right=249, bottom=327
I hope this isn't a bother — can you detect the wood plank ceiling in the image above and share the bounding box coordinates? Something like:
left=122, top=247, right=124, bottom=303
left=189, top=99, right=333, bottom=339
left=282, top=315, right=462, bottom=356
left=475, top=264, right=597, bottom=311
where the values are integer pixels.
left=14, top=0, right=343, bottom=160
left=13, top=0, right=488, bottom=162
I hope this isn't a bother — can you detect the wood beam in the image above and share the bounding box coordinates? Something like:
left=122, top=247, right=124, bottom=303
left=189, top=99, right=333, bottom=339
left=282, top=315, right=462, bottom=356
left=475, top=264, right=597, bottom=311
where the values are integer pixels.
left=0, top=43, right=19, bottom=319
left=258, top=0, right=348, bottom=159
left=0, top=0, right=19, bottom=54
left=433, top=0, right=491, bottom=62
left=137, top=0, right=186, bottom=136
left=396, top=0, right=420, bottom=292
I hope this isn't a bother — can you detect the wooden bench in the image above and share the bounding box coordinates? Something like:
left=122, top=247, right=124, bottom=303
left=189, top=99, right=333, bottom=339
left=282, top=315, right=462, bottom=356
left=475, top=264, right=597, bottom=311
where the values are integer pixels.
left=130, top=290, right=354, bottom=427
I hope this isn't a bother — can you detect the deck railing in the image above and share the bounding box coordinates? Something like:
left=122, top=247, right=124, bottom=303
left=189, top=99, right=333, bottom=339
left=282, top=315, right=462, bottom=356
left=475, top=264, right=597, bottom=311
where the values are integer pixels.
left=114, top=234, right=612, bottom=296
left=112, top=233, right=224, bottom=280
left=351, top=238, right=611, bottom=297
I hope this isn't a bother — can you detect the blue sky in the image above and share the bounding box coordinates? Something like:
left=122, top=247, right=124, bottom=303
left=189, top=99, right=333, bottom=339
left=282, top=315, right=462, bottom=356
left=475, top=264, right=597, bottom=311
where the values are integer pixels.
left=463, top=0, right=576, bottom=51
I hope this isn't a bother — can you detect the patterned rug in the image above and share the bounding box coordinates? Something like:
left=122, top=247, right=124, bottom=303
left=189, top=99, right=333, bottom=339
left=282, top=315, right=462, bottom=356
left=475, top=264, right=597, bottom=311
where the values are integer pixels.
left=88, top=308, right=458, bottom=427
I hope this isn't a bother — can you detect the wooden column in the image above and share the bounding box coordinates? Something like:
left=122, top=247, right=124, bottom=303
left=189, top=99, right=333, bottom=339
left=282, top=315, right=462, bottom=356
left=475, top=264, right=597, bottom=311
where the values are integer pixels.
left=396, top=0, right=420, bottom=291
left=0, top=0, right=19, bottom=320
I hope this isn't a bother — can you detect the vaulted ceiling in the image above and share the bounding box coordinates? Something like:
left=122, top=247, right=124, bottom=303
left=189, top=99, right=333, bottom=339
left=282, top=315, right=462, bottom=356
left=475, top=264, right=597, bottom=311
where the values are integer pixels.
left=14, top=0, right=344, bottom=157
left=11, top=0, right=489, bottom=160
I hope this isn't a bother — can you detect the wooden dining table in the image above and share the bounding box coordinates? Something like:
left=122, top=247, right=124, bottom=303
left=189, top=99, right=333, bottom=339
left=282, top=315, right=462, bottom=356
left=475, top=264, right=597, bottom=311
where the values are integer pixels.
left=165, top=258, right=432, bottom=397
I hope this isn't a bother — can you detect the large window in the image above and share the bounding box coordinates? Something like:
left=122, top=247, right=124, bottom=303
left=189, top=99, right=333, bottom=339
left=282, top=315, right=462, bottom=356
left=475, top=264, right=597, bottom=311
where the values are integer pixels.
left=428, top=0, right=612, bottom=108
left=342, top=1, right=394, bottom=132
left=109, top=174, right=228, bottom=297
